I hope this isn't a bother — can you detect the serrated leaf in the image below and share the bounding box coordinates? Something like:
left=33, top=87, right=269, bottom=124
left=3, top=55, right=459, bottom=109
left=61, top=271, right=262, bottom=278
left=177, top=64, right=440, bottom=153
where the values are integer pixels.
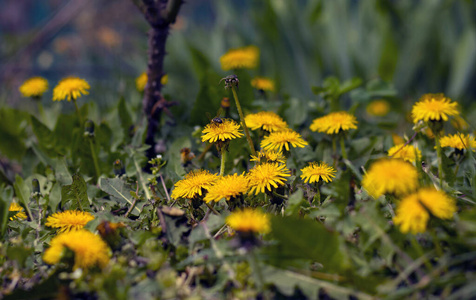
left=61, top=174, right=89, bottom=211
left=99, top=177, right=140, bottom=214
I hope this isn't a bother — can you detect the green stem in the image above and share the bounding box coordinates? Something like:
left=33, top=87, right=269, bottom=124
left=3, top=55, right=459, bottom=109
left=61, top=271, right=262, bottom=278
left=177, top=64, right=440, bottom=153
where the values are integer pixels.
left=410, top=236, right=433, bottom=271
left=435, top=134, right=444, bottom=187
left=231, top=87, right=257, bottom=156
left=272, top=191, right=288, bottom=200
left=430, top=229, right=444, bottom=258
left=88, top=138, right=101, bottom=182
left=133, top=155, right=151, bottom=204
left=205, top=202, right=220, bottom=215
left=220, top=148, right=226, bottom=176
left=340, top=135, right=348, bottom=160
left=73, top=99, right=84, bottom=126
left=313, top=186, right=321, bottom=206
left=332, top=136, right=337, bottom=167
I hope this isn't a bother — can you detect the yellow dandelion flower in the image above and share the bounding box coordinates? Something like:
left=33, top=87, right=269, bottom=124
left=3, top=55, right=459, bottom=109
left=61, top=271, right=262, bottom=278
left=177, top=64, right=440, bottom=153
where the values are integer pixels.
left=136, top=72, right=167, bottom=92
left=251, top=77, right=275, bottom=92
left=310, top=111, right=358, bottom=135
left=220, top=46, right=259, bottom=71
left=19, top=77, right=48, bottom=98
left=300, top=162, right=336, bottom=184
left=8, top=202, right=27, bottom=220
left=440, top=133, right=476, bottom=151
left=362, top=159, right=419, bottom=199
left=392, top=134, right=405, bottom=146
left=247, top=163, right=290, bottom=195
left=245, top=111, right=288, bottom=132
left=411, top=93, right=459, bottom=123
left=250, top=149, right=286, bottom=164
left=261, top=129, right=308, bottom=152
left=366, top=99, right=390, bottom=117
left=171, top=169, right=218, bottom=200
left=204, top=174, right=249, bottom=203
left=388, top=144, right=422, bottom=163
left=45, top=210, right=95, bottom=233
left=201, top=118, right=243, bottom=143
left=451, top=116, right=468, bottom=131
left=53, top=77, right=90, bottom=102
left=43, top=230, right=110, bottom=270
left=226, top=208, right=270, bottom=233
left=393, top=187, right=456, bottom=234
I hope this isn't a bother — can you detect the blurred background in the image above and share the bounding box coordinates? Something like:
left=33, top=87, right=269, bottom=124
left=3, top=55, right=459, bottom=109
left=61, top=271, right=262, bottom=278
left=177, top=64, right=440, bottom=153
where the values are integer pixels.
left=1, top=0, right=476, bottom=111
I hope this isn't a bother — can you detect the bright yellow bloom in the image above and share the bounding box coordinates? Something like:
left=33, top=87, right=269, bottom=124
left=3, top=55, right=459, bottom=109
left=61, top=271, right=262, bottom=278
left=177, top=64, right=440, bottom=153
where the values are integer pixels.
left=45, top=210, right=94, bottom=233
left=392, top=134, right=405, bottom=146
left=393, top=187, right=456, bottom=234
left=136, top=72, right=167, bottom=92
left=247, top=163, right=290, bottom=195
left=440, top=133, right=476, bottom=151
left=250, top=149, right=286, bottom=164
left=53, top=77, right=90, bottom=101
left=201, top=118, right=243, bottom=143
left=362, top=159, right=419, bottom=199
left=171, top=169, right=218, bottom=200
left=300, top=162, right=336, bottom=184
left=366, top=100, right=390, bottom=117
left=204, top=174, right=249, bottom=203
left=261, top=129, right=308, bottom=152
left=251, top=77, right=275, bottom=92
left=19, top=77, right=48, bottom=98
left=245, top=111, right=288, bottom=132
left=220, top=46, right=259, bottom=71
left=8, top=202, right=27, bottom=220
left=411, top=93, right=459, bottom=123
left=388, top=144, right=421, bottom=163
left=226, top=208, right=270, bottom=233
left=43, top=230, right=110, bottom=270
left=310, top=111, right=358, bottom=135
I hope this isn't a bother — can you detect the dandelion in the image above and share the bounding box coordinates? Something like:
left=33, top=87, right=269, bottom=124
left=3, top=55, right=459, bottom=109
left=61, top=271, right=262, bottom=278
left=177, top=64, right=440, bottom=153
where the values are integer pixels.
left=440, top=133, right=476, bottom=151
left=393, top=187, right=456, bottom=234
left=251, top=77, right=275, bottom=92
left=411, top=93, right=459, bottom=124
left=310, top=111, right=358, bottom=135
left=220, top=46, right=259, bottom=71
left=300, top=162, right=336, bottom=184
left=8, top=202, right=27, bottom=220
left=388, top=144, right=422, bottom=163
left=53, top=77, right=90, bottom=102
left=136, top=72, right=167, bottom=92
left=250, top=149, right=286, bottom=164
left=245, top=111, right=288, bottom=132
left=45, top=210, right=95, bottom=233
left=43, top=230, right=110, bottom=270
left=201, top=118, right=243, bottom=144
left=19, top=77, right=48, bottom=98
left=366, top=99, right=390, bottom=117
left=261, top=129, right=308, bottom=152
left=204, top=174, right=249, bottom=203
left=247, top=163, right=290, bottom=195
left=362, top=159, right=419, bottom=199
left=392, top=134, right=405, bottom=146
left=171, top=169, right=218, bottom=200
left=226, top=208, right=270, bottom=234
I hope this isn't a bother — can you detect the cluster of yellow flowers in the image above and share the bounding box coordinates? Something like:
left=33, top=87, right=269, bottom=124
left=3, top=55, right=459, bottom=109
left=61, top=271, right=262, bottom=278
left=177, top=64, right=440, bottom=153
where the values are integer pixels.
left=19, top=76, right=90, bottom=102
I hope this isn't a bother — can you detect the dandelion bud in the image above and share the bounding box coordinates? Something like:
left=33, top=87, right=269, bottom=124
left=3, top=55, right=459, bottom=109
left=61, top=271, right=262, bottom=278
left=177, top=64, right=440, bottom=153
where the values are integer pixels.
left=113, top=159, right=125, bottom=176
left=84, top=119, right=95, bottom=137
left=32, top=178, right=41, bottom=196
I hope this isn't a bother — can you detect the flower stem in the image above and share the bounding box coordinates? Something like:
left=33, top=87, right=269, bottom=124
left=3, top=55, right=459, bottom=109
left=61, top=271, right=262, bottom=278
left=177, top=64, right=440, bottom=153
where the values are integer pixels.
left=435, top=134, right=444, bottom=187
left=88, top=138, right=101, bottom=182
left=332, top=136, right=337, bottom=167
left=313, top=185, right=321, bottom=206
left=340, top=135, right=348, bottom=160
left=231, top=86, right=256, bottom=156
left=410, top=236, right=433, bottom=271
left=220, top=148, right=227, bottom=176
left=73, top=99, right=84, bottom=126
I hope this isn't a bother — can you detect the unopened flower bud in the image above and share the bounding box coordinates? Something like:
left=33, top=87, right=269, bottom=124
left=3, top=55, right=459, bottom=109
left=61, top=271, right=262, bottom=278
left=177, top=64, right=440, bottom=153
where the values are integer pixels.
left=84, top=120, right=95, bottom=137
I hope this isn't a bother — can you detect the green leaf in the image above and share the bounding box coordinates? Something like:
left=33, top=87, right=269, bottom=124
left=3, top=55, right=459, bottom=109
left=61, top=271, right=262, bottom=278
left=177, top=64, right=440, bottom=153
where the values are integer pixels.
left=61, top=174, right=90, bottom=211
left=13, top=175, right=32, bottom=220
left=99, top=177, right=140, bottom=215
left=0, top=186, right=14, bottom=236
left=118, top=97, right=133, bottom=141
left=48, top=183, right=62, bottom=213
left=53, top=158, right=72, bottom=186
left=284, top=189, right=307, bottom=216
left=0, top=107, right=28, bottom=160
left=31, top=116, right=55, bottom=150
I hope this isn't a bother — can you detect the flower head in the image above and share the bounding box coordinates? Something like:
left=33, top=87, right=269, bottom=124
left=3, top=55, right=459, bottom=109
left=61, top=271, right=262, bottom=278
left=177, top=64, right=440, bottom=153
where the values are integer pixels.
left=362, top=159, right=419, bottom=199
left=226, top=208, right=270, bottom=233
left=136, top=72, right=167, bottom=92
left=53, top=77, right=90, bottom=101
left=43, top=230, right=110, bottom=270
left=19, top=77, right=48, bottom=98
left=45, top=210, right=94, bottom=233
left=245, top=111, right=288, bottom=132
left=8, top=202, right=27, bottom=220
left=247, top=163, right=290, bottom=195
left=300, top=162, right=336, bottom=184
left=310, top=111, right=358, bottom=135
left=440, top=133, right=476, bottom=151
left=251, top=77, right=275, bottom=92
left=261, top=129, right=308, bottom=152
left=220, top=46, right=259, bottom=71
left=204, top=174, right=249, bottom=203
left=411, top=93, right=459, bottom=123
left=388, top=144, right=421, bottom=163
left=366, top=100, right=390, bottom=117
left=201, top=118, right=243, bottom=144
left=250, top=149, right=286, bottom=164
left=171, top=169, right=218, bottom=200
left=393, top=187, right=456, bottom=234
